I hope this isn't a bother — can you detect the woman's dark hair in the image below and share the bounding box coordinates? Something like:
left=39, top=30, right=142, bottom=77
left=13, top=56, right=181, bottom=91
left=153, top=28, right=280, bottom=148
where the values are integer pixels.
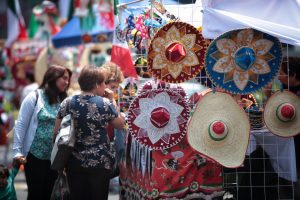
left=39, top=65, right=72, bottom=104
left=281, top=57, right=300, bottom=81
left=0, top=164, right=9, bottom=179
left=78, top=65, right=106, bottom=91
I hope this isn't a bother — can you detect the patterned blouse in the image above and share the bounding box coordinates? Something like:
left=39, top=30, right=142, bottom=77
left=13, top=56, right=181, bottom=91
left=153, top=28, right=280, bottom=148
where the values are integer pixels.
left=57, top=94, right=118, bottom=170
left=30, top=90, right=59, bottom=160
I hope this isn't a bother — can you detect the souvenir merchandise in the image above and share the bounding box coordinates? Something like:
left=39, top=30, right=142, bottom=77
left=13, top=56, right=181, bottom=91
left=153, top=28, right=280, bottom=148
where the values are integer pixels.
left=79, top=43, right=112, bottom=68
left=188, top=92, right=250, bottom=168
left=148, top=22, right=206, bottom=83
left=264, top=90, right=300, bottom=137
left=9, top=40, right=46, bottom=86
left=139, top=79, right=186, bottom=98
left=119, top=137, right=224, bottom=199
left=205, top=28, right=282, bottom=94
left=134, top=57, right=151, bottom=78
left=128, top=89, right=189, bottom=150
left=35, top=47, right=74, bottom=85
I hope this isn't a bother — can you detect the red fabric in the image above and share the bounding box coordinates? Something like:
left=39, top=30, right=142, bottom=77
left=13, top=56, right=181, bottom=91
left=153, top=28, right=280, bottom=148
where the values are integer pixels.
left=150, top=107, right=170, bottom=128
left=111, top=45, right=138, bottom=78
left=281, top=104, right=295, bottom=119
left=165, top=43, right=186, bottom=63
left=119, top=136, right=223, bottom=199
left=107, top=124, right=114, bottom=141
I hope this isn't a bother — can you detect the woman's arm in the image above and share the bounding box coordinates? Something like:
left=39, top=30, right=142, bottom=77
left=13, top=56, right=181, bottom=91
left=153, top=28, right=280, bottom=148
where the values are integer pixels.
left=52, top=118, right=63, bottom=143
left=13, top=91, right=38, bottom=158
left=110, top=113, right=125, bottom=130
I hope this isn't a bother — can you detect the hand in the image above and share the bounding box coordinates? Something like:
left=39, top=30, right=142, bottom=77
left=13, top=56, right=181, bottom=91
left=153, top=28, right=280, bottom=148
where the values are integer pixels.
left=103, top=88, right=114, bottom=100
left=13, top=156, right=26, bottom=168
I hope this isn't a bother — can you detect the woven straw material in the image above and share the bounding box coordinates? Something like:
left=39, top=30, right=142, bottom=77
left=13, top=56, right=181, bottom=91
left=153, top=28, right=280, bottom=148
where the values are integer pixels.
left=264, top=91, right=300, bottom=137
left=187, top=92, right=250, bottom=168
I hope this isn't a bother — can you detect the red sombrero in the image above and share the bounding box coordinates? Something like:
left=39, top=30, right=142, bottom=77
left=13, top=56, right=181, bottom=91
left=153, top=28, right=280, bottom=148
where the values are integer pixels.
left=139, top=79, right=187, bottom=98
left=128, top=89, right=189, bottom=150
left=148, top=22, right=206, bottom=83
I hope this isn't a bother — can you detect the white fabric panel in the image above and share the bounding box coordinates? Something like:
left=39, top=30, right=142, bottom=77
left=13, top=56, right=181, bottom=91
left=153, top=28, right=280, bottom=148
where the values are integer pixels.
left=201, top=0, right=300, bottom=46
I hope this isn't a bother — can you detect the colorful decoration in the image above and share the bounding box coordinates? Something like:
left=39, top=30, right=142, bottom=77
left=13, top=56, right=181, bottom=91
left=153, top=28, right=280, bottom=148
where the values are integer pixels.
left=128, top=89, right=189, bottom=150
left=148, top=22, right=206, bottom=83
left=205, top=28, right=282, bottom=94
left=134, top=56, right=151, bottom=78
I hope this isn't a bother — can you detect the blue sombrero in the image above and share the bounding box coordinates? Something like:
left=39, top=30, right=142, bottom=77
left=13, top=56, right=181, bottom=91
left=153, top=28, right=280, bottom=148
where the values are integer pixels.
left=205, top=28, right=282, bottom=94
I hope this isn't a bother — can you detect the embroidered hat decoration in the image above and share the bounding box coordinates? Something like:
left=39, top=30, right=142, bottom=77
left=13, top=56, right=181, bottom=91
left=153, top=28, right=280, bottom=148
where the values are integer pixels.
left=128, top=89, right=189, bottom=150
left=205, top=28, right=282, bottom=94
left=148, top=22, right=206, bottom=83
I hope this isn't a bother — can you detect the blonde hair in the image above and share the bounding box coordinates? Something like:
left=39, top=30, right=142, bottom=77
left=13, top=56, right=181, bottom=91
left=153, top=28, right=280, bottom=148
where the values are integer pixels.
left=100, top=62, right=124, bottom=84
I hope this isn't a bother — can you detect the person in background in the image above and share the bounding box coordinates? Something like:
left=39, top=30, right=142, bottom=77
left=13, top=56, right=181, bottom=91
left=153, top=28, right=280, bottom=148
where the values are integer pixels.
left=0, top=158, right=26, bottom=200
left=20, top=71, right=39, bottom=103
left=100, top=62, right=125, bottom=178
left=278, top=56, right=300, bottom=197
left=13, top=65, right=72, bottom=200
left=53, top=65, right=125, bottom=200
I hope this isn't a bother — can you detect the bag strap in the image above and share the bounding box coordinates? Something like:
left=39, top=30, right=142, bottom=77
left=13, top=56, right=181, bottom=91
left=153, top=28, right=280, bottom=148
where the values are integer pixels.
left=34, top=90, right=39, bottom=107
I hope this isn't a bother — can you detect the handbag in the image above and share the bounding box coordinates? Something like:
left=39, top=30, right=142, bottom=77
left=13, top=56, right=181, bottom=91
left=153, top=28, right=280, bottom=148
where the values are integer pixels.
left=51, top=97, right=76, bottom=171
left=50, top=171, right=70, bottom=200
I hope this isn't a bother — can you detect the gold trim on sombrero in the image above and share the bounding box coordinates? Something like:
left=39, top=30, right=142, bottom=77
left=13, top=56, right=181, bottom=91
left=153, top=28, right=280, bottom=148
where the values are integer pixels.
left=211, top=29, right=274, bottom=91
left=148, top=22, right=206, bottom=83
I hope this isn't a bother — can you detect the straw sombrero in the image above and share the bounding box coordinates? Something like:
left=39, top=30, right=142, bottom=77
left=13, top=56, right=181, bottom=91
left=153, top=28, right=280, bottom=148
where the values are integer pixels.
left=148, top=21, right=206, bottom=83
left=205, top=28, right=282, bottom=94
left=35, top=47, right=73, bottom=85
left=128, top=89, right=189, bottom=150
left=187, top=92, right=250, bottom=168
left=264, top=91, right=300, bottom=137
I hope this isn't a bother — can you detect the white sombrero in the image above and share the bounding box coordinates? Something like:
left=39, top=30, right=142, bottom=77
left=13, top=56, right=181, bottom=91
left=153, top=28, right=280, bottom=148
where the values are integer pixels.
left=264, top=90, right=300, bottom=137
left=187, top=92, right=250, bottom=168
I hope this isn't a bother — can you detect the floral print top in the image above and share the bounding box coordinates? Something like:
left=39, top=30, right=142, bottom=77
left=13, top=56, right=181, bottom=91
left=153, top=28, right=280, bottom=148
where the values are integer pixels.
left=30, top=90, right=60, bottom=160
left=57, top=94, right=118, bottom=169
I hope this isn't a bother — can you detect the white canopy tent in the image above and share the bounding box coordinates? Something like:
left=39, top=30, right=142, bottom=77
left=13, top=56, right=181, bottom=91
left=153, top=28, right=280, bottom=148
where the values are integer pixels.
left=201, top=0, right=300, bottom=46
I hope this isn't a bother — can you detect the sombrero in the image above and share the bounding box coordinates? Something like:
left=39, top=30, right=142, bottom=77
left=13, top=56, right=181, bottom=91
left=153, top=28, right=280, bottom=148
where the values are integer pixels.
left=148, top=22, right=206, bottom=83
left=139, top=79, right=187, bottom=98
left=128, top=89, right=189, bottom=150
left=134, top=57, right=151, bottom=78
left=35, top=47, right=74, bottom=85
left=205, top=28, right=282, bottom=94
left=187, top=92, right=250, bottom=168
left=264, top=90, right=300, bottom=137
left=79, top=42, right=112, bottom=69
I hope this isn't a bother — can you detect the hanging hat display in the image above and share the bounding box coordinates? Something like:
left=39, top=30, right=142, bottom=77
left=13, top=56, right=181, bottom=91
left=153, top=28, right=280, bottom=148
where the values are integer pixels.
left=128, top=89, right=189, bottom=150
left=148, top=22, right=206, bottom=83
left=134, top=57, right=151, bottom=78
left=205, top=28, right=282, bottom=94
left=264, top=90, right=300, bottom=137
left=187, top=92, right=250, bottom=168
left=139, top=79, right=186, bottom=98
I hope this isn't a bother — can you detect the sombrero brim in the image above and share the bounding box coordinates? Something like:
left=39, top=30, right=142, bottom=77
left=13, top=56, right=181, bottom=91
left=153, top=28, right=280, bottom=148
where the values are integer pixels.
left=35, top=48, right=48, bottom=85
left=187, top=92, right=250, bottom=168
left=264, top=90, right=300, bottom=137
